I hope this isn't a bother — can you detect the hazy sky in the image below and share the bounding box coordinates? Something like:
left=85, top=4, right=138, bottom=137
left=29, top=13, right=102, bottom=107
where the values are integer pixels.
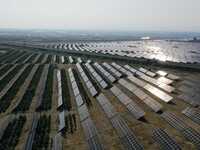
left=0, top=0, right=200, bottom=32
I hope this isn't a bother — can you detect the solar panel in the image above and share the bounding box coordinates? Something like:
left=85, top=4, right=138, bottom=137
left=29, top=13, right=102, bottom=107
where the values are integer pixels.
left=89, top=87, right=98, bottom=97
left=157, top=70, right=168, bottom=76
left=143, top=96, right=162, bottom=112
left=152, top=128, right=181, bottom=150
left=96, top=94, right=108, bottom=106
left=139, top=67, right=148, bottom=73
left=52, top=133, right=62, bottom=150
left=73, top=87, right=80, bottom=97
left=102, top=102, right=117, bottom=119
left=78, top=104, right=90, bottom=121
left=133, top=89, right=148, bottom=100
left=81, top=117, right=98, bottom=139
left=161, top=112, right=200, bottom=147
left=182, top=107, right=200, bottom=125
left=87, top=135, right=104, bottom=150
left=58, top=111, right=65, bottom=132
left=157, top=77, right=173, bottom=85
left=167, top=74, right=180, bottom=80
left=110, top=115, right=143, bottom=149
left=126, top=102, right=145, bottom=119
left=128, top=76, right=147, bottom=87
left=75, top=95, right=84, bottom=107
left=144, top=84, right=173, bottom=103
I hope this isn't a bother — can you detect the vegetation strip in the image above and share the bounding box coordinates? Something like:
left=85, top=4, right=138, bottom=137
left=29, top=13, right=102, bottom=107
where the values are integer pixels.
left=0, top=64, right=34, bottom=112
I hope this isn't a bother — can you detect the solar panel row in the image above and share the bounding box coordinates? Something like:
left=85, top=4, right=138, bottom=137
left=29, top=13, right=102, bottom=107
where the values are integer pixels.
left=128, top=76, right=173, bottom=103
left=138, top=67, right=156, bottom=77
left=96, top=93, right=143, bottom=149
left=94, top=62, right=116, bottom=83
left=52, top=133, right=62, bottom=150
left=111, top=62, right=132, bottom=76
left=124, top=65, right=175, bottom=93
left=110, top=85, right=145, bottom=119
left=102, top=62, right=122, bottom=78
left=69, top=56, right=74, bottom=64
left=152, top=128, right=181, bottom=150
left=57, top=70, right=63, bottom=109
left=118, top=79, right=162, bottom=112
left=24, top=114, right=39, bottom=150
left=182, top=107, right=200, bottom=125
left=76, top=63, right=98, bottom=97
left=85, top=63, right=108, bottom=89
left=77, top=57, right=83, bottom=63
left=68, top=68, right=104, bottom=150
left=161, top=112, right=200, bottom=147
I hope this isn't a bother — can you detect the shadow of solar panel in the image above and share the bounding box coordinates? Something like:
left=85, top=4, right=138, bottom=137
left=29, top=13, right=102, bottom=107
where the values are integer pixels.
left=78, top=104, right=90, bottom=121
left=152, top=128, right=181, bottom=150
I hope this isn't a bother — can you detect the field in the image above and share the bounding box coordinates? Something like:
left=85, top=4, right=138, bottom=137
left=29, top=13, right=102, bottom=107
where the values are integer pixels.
left=0, top=42, right=200, bottom=150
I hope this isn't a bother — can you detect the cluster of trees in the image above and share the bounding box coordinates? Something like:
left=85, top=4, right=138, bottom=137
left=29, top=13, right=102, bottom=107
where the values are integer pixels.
left=0, top=65, right=34, bottom=113
left=65, top=113, right=77, bottom=134
left=55, top=55, right=60, bottom=63
left=0, top=65, right=22, bottom=92
left=0, top=116, right=26, bottom=150
left=0, top=64, right=13, bottom=77
left=15, top=53, right=30, bottom=63
left=61, top=69, right=72, bottom=111
left=38, top=65, right=54, bottom=111
left=32, top=115, right=51, bottom=150
left=3, top=52, right=24, bottom=63
left=0, top=51, right=17, bottom=62
left=27, top=53, right=38, bottom=63
left=12, top=65, right=44, bottom=113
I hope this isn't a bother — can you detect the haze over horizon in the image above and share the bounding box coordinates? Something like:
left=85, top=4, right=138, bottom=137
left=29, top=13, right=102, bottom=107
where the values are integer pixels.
left=0, top=0, right=200, bottom=32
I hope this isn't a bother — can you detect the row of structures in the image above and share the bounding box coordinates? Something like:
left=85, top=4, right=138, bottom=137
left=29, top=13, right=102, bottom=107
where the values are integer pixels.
left=0, top=56, right=200, bottom=149
left=0, top=49, right=86, bottom=64
left=41, top=40, right=200, bottom=64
